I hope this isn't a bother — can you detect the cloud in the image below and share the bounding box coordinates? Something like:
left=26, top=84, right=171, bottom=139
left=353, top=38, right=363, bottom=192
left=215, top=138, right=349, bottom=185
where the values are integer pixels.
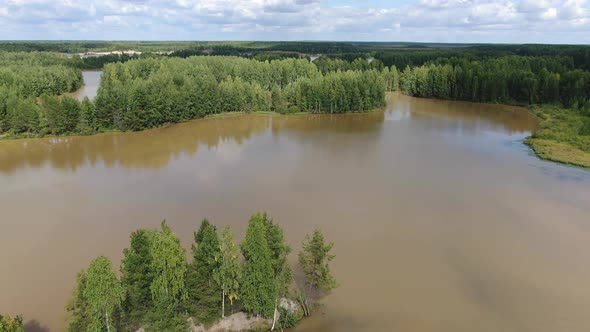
left=0, top=0, right=588, bottom=43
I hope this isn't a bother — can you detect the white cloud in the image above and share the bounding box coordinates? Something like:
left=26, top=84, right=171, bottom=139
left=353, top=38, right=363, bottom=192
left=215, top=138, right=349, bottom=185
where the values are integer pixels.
left=0, top=0, right=588, bottom=43
left=543, top=7, right=558, bottom=20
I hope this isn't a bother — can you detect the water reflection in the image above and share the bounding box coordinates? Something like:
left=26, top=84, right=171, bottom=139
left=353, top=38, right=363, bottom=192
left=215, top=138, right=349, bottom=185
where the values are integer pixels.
left=0, top=112, right=386, bottom=174
left=3, top=93, right=578, bottom=332
left=0, top=94, right=537, bottom=175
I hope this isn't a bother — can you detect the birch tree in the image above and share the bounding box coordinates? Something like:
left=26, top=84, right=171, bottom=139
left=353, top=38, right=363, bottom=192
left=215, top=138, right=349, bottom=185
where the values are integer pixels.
left=213, top=226, right=241, bottom=319
left=83, top=256, right=125, bottom=332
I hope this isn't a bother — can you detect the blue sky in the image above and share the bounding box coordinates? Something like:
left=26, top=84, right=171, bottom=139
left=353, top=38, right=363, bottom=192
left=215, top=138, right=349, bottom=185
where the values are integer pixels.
left=0, top=0, right=589, bottom=43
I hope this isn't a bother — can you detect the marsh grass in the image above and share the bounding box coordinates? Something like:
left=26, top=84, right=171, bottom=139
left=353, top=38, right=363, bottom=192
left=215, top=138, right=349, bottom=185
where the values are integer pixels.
left=526, top=105, right=590, bottom=168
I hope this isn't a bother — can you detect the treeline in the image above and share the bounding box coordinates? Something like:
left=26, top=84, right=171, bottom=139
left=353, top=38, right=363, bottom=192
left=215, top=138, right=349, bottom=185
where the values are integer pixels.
left=0, top=52, right=83, bottom=97
left=92, top=56, right=386, bottom=131
left=0, top=56, right=390, bottom=138
left=399, top=56, right=590, bottom=113
left=66, top=213, right=337, bottom=332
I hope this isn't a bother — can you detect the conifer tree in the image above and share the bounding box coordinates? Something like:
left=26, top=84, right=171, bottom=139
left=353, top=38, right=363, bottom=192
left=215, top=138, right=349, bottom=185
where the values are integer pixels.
left=187, top=219, right=221, bottom=323
left=240, top=213, right=276, bottom=318
left=298, top=229, right=338, bottom=293
left=261, top=214, right=292, bottom=330
left=120, top=229, right=155, bottom=329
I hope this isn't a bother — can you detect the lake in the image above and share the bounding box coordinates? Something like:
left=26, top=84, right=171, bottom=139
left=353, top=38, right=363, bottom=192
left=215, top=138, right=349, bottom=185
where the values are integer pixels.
left=1, top=93, right=590, bottom=332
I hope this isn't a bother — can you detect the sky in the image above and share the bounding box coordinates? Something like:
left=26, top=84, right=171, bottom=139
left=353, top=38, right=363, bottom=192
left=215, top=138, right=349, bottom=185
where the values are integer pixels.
left=0, top=0, right=589, bottom=43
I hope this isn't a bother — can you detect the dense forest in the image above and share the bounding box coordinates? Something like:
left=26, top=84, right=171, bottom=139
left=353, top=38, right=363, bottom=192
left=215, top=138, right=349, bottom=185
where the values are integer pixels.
left=0, top=55, right=388, bottom=137
left=1, top=41, right=590, bottom=166
left=398, top=56, right=590, bottom=109
left=64, top=213, right=337, bottom=332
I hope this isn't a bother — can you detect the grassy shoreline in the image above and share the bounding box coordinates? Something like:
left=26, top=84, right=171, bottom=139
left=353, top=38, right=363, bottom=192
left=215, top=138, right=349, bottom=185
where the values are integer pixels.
left=524, top=105, right=590, bottom=169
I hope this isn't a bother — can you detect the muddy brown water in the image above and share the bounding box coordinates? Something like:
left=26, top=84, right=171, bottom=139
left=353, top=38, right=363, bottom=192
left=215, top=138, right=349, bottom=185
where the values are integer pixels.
left=71, top=71, right=101, bottom=101
left=1, top=93, right=590, bottom=332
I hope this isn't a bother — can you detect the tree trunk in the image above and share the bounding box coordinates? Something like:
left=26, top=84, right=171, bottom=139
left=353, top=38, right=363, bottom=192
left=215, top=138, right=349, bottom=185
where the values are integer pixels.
left=298, top=293, right=309, bottom=317
left=105, top=310, right=110, bottom=332
left=271, top=299, right=279, bottom=330
left=222, top=287, right=225, bottom=319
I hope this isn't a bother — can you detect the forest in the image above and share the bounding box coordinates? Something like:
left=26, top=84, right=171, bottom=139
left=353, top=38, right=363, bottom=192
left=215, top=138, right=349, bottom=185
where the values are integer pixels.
left=0, top=55, right=388, bottom=137
left=1, top=42, right=590, bottom=166
left=59, top=213, right=337, bottom=332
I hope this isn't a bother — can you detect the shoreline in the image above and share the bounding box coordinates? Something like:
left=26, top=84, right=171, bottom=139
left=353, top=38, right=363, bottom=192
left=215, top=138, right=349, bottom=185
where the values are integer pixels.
left=524, top=105, right=590, bottom=169
left=0, top=107, right=383, bottom=142
left=2, top=94, right=589, bottom=169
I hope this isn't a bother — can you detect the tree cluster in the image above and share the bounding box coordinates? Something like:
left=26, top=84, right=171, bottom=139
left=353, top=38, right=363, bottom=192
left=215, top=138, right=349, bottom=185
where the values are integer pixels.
left=0, top=55, right=389, bottom=138
left=399, top=56, right=590, bottom=113
left=66, top=213, right=338, bottom=332
left=92, top=56, right=386, bottom=131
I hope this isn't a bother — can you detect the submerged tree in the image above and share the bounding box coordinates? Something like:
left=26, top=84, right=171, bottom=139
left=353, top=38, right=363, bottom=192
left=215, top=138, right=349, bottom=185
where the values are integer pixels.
left=187, top=219, right=221, bottom=323
left=83, top=256, right=125, bottom=332
left=298, top=229, right=338, bottom=293
left=240, top=213, right=277, bottom=318
left=213, top=226, right=241, bottom=319
left=297, top=229, right=338, bottom=316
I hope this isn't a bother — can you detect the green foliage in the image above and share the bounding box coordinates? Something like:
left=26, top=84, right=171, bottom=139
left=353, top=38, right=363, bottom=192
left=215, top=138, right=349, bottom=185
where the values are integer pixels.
left=92, top=56, right=385, bottom=130
left=399, top=56, right=590, bottom=107
left=278, top=307, right=304, bottom=329
left=66, top=270, right=91, bottom=332
left=214, top=226, right=242, bottom=318
left=187, top=219, right=221, bottom=323
left=0, top=314, right=24, bottom=332
left=529, top=105, right=590, bottom=154
left=240, top=213, right=277, bottom=318
left=298, top=230, right=339, bottom=294
left=149, top=221, right=188, bottom=313
left=262, top=214, right=292, bottom=298
left=79, top=97, right=98, bottom=134
left=6, top=94, right=39, bottom=134
left=83, top=256, right=125, bottom=332
left=66, top=213, right=337, bottom=330
left=120, top=229, right=155, bottom=330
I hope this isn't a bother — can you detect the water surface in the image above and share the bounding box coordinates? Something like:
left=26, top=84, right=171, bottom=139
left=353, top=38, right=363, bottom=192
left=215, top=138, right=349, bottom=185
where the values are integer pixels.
left=1, top=93, right=590, bottom=332
left=71, top=71, right=101, bottom=101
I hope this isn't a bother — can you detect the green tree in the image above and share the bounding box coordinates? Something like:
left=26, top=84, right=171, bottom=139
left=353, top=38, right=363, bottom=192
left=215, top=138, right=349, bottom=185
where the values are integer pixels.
left=148, top=221, right=188, bottom=315
left=187, top=219, right=221, bottom=323
left=79, top=97, right=97, bottom=134
left=298, top=229, right=338, bottom=293
left=261, top=214, right=292, bottom=330
left=240, top=213, right=277, bottom=318
left=61, top=96, right=82, bottom=132
left=213, top=226, right=241, bottom=319
left=84, top=256, right=125, bottom=332
left=120, top=229, right=155, bottom=329
left=66, top=270, right=91, bottom=332
left=40, top=95, right=65, bottom=135
left=0, top=314, right=24, bottom=332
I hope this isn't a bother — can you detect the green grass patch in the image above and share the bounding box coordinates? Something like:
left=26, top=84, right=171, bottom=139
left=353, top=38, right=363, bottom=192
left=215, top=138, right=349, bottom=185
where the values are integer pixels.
left=527, top=105, right=590, bottom=168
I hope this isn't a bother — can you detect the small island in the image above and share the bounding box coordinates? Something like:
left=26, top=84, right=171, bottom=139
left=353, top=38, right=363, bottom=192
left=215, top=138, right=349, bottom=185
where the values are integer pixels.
left=59, top=213, right=337, bottom=332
